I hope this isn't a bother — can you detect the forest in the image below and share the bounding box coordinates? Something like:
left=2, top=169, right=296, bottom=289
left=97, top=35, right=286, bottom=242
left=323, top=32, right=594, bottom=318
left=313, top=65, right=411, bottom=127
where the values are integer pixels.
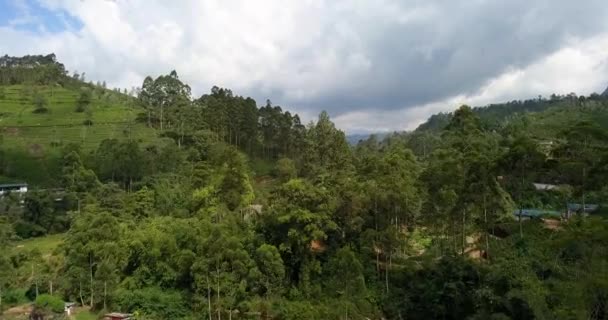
left=0, top=55, right=608, bottom=319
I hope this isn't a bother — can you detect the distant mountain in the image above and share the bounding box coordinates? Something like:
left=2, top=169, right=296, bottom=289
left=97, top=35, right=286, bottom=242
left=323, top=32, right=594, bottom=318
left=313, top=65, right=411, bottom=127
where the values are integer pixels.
left=347, top=132, right=389, bottom=145
left=414, top=93, right=597, bottom=133
left=602, top=85, right=608, bottom=97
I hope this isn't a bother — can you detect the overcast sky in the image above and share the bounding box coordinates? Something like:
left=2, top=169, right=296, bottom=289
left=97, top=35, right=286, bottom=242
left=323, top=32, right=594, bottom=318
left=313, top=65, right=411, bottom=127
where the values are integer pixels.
left=2, top=0, right=608, bottom=133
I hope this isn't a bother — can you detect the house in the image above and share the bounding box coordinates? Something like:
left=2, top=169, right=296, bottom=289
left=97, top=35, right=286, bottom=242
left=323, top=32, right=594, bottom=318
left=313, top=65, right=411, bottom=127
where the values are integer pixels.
left=0, top=183, right=28, bottom=195
left=104, top=312, right=133, bottom=320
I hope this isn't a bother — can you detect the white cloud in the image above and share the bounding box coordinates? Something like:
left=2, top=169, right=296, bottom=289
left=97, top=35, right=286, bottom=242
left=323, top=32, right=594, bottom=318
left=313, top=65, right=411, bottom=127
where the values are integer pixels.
left=2, top=0, right=608, bottom=133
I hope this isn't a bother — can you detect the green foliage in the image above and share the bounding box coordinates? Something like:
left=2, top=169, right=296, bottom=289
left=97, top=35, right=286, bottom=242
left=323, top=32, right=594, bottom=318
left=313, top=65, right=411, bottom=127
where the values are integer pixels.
left=35, top=294, right=65, bottom=313
left=76, top=88, right=92, bottom=112
left=3, top=54, right=608, bottom=320
left=114, top=287, right=188, bottom=319
left=274, top=157, right=297, bottom=182
left=33, top=91, right=49, bottom=113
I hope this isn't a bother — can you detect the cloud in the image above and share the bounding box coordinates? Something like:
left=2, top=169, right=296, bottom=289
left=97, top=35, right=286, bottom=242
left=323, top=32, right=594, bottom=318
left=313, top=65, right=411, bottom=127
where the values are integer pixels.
left=334, top=33, right=608, bottom=133
left=1, top=0, right=608, bottom=133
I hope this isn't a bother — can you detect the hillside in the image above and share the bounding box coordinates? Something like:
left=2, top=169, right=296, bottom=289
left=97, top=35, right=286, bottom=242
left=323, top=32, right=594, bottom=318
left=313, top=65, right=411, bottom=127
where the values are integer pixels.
left=415, top=93, right=608, bottom=136
left=0, top=83, right=158, bottom=186
left=0, top=84, right=155, bottom=150
left=1, top=54, right=608, bottom=320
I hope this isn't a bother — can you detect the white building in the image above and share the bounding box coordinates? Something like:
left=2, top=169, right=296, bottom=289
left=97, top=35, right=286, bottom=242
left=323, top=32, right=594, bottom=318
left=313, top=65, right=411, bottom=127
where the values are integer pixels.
left=0, top=183, right=28, bottom=195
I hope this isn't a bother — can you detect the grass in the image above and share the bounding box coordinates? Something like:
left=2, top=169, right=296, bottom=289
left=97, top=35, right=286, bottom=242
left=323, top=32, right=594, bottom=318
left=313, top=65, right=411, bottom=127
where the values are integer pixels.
left=0, top=84, right=158, bottom=151
left=74, top=310, right=98, bottom=320
left=12, top=233, right=65, bottom=256
left=0, top=84, right=161, bottom=185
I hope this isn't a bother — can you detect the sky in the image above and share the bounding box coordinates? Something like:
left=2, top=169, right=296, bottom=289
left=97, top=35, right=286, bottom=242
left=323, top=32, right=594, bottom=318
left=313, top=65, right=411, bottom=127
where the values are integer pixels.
left=2, top=0, right=608, bottom=133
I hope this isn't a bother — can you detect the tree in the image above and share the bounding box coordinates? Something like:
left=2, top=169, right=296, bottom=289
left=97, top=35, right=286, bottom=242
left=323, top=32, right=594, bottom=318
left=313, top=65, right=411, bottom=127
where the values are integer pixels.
left=76, top=88, right=92, bottom=112
left=63, top=206, right=126, bottom=309
left=499, top=136, right=546, bottom=238
left=215, top=146, right=254, bottom=211
left=260, top=179, right=337, bottom=297
left=0, top=218, right=15, bottom=311
left=302, top=111, right=353, bottom=182
left=274, top=157, right=297, bottom=182
left=138, top=71, right=191, bottom=131
left=32, top=92, right=48, bottom=113
left=192, top=222, right=257, bottom=319
left=325, top=247, right=366, bottom=298
left=255, top=244, right=285, bottom=297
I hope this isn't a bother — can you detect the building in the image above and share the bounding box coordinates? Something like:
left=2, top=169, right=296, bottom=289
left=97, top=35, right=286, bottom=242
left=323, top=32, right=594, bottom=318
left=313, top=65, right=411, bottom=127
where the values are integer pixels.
left=0, top=183, right=28, bottom=195
left=104, top=313, right=133, bottom=320
left=566, top=203, right=599, bottom=218
left=533, top=183, right=559, bottom=191
left=512, top=209, right=561, bottom=219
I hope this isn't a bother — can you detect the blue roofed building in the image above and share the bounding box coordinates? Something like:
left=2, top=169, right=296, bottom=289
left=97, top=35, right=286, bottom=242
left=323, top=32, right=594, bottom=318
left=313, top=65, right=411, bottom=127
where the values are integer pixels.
left=513, top=209, right=561, bottom=219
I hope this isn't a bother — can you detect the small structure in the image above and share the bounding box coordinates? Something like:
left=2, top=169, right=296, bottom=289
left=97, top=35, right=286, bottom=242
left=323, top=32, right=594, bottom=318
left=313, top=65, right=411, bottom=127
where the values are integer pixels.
left=64, top=302, right=76, bottom=316
left=533, top=183, right=559, bottom=191
left=0, top=183, right=28, bottom=195
left=513, top=209, right=561, bottom=219
left=566, top=203, right=599, bottom=218
left=104, top=312, right=133, bottom=320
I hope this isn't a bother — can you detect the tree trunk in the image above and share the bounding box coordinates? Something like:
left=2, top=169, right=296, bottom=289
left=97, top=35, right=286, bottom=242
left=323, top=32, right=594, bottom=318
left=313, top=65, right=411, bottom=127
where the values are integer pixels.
left=79, top=281, right=85, bottom=307
left=90, top=256, right=94, bottom=307
left=103, top=280, right=107, bottom=311
left=483, top=195, right=490, bottom=260
left=518, top=207, right=523, bottom=239
left=49, top=280, right=53, bottom=296
left=160, top=105, right=164, bottom=131
left=217, top=262, right=221, bottom=320
left=374, top=196, right=379, bottom=276
left=385, top=255, right=389, bottom=294
left=207, top=274, right=212, bottom=320
left=461, top=208, right=466, bottom=255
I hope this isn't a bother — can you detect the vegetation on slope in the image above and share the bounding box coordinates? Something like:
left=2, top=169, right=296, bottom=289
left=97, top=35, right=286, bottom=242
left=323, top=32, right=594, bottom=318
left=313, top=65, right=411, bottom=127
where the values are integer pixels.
left=1, top=54, right=608, bottom=319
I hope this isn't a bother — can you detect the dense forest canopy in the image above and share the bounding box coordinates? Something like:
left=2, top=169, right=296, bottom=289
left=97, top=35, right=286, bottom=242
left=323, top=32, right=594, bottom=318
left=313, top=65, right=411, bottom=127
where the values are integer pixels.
left=1, top=54, right=608, bottom=319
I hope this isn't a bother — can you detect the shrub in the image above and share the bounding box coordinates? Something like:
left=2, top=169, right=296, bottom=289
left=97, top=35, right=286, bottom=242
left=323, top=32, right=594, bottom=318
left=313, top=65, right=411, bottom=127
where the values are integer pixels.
left=33, top=92, right=48, bottom=113
left=32, top=106, right=49, bottom=114
left=2, top=288, right=28, bottom=305
left=35, top=294, right=65, bottom=313
left=113, top=287, right=188, bottom=319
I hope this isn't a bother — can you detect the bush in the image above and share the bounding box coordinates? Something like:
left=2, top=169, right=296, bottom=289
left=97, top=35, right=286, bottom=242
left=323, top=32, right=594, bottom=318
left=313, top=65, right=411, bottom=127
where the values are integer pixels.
left=35, top=294, right=65, bottom=313
left=76, top=88, right=92, bottom=112
left=2, top=288, right=28, bottom=305
left=32, top=106, right=49, bottom=114
left=113, top=287, right=188, bottom=319
left=83, top=119, right=93, bottom=126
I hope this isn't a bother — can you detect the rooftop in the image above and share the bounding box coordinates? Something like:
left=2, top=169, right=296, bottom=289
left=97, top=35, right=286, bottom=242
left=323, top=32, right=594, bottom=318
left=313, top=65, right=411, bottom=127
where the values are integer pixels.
left=0, top=183, right=27, bottom=188
left=513, top=209, right=561, bottom=218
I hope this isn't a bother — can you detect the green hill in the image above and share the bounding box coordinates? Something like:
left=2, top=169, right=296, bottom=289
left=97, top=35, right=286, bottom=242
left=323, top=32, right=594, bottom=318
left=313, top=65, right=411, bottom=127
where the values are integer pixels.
left=0, top=84, right=154, bottom=150
left=0, top=55, right=160, bottom=186
left=415, top=94, right=608, bottom=137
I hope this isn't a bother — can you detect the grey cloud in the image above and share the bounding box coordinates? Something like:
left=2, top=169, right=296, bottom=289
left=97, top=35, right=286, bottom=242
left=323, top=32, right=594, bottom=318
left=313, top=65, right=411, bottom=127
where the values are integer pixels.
left=3, top=0, right=608, bottom=132
left=259, top=0, right=608, bottom=116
